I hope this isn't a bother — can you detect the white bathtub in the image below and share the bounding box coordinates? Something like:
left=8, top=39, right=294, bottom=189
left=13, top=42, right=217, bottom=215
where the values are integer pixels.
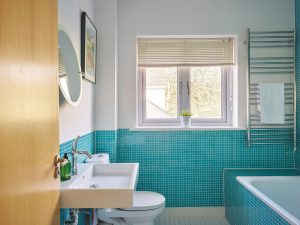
left=237, top=176, right=300, bottom=225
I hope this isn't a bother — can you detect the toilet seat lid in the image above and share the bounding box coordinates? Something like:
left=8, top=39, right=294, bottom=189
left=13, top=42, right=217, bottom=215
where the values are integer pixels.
left=121, top=191, right=165, bottom=211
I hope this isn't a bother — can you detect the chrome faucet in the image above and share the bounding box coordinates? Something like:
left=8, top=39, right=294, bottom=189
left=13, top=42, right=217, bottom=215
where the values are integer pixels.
left=71, top=136, right=92, bottom=175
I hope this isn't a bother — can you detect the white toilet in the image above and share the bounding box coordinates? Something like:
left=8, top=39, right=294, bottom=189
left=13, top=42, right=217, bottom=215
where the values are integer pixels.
left=85, top=154, right=165, bottom=225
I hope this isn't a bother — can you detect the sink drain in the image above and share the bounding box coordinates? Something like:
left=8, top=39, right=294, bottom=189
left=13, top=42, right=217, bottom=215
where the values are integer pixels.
left=88, top=184, right=100, bottom=188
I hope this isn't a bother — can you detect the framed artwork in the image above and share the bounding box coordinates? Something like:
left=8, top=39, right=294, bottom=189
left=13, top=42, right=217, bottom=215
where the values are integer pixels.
left=81, top=11, right=97, bottom=83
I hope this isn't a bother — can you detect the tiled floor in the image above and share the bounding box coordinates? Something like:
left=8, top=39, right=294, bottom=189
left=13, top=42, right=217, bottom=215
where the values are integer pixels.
left=155, top=217, right=230, bottom=225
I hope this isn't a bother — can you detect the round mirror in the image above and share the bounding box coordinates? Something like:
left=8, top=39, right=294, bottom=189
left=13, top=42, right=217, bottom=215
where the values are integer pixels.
left=58, top=26, right=82, bottom=107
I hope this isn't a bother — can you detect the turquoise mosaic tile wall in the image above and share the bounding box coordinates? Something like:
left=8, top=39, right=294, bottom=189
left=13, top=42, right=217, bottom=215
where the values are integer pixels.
left=60, top=132, right=95, bottom=225
left=117, top=129, right=294, bottom=207
left=95, top=130, right=117, bottom=163
left=295, top=0, right=300, bottom=170
left=224, top=169, right=300, bottom=225
left=59, top=128, right=296, bottom=224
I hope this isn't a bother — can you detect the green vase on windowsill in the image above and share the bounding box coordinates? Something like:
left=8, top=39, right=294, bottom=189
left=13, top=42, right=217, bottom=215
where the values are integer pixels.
left=180, top=110, right=192, bottom=127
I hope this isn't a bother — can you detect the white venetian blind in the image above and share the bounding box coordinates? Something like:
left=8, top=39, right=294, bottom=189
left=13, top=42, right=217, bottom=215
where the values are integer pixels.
left=137, top=38, right=234, bottom=67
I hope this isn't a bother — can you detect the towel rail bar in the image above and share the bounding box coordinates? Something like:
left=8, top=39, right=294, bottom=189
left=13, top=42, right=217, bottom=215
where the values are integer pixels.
left=251, top=138, right=292, bottom=141
left=249, top=71, right=294, bottom=74
left=250, top=88, right=293, bottom=92
left=250, top=57, right=293, bottom=60
left=249, top=97, right=293, bottom=100
left=250, top=133, right=292, bottom=136
left=250, top=118, right=294, bottom=121
left=251, top=62, right=294, bottom=65
left=250, top=40, right=293, bottom=44
left=250, top=93, right=293, bottom=96
left=250, top=114, right=294, bottom=118
left=250, top=45, right=294, bottom=48
left=250, top=31, right=294, bottom=34
left=251, top=143, right=293, bottom=145
left=250, top=102, right=293, bottom=105
left=250, top=36, right=294, bottom=39
left=250, top=67, right=294, bottom=69
left=250, top=83, right=293, bottom=85
left=250, top=128, right=294, bottom=131
left=251, top=122, right=294, bottom=125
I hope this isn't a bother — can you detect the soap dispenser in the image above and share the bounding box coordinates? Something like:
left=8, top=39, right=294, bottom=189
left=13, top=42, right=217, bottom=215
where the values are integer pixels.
left=60, top=153, right=71, bottom=181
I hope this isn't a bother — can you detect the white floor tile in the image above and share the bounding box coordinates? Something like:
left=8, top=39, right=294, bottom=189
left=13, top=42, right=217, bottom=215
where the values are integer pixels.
left=155, top=217, right=230, bottom=225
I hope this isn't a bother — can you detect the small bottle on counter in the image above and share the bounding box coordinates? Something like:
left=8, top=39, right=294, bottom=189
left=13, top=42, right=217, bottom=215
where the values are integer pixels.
left=60, top=153, right=71, bottom=181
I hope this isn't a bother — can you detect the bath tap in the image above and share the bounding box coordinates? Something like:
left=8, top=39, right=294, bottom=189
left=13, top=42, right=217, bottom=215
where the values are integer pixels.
left=71, top=136, right=92, bottom=175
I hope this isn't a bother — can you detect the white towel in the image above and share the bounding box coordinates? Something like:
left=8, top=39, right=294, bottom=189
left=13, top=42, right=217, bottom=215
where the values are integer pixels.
left=259, top=83, right=285, bottom=124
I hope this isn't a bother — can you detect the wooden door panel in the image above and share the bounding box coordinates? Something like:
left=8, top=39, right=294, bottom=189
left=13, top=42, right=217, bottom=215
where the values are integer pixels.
left=0, top=0, right=59, bottom=225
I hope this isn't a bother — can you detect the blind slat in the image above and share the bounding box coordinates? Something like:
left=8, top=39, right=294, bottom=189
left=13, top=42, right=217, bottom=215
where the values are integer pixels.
left=137, top=38, right=234, bottom=66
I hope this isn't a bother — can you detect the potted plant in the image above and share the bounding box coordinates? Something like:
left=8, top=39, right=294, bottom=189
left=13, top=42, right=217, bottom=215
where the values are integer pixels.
left=180, top=110, right=192, bottom=127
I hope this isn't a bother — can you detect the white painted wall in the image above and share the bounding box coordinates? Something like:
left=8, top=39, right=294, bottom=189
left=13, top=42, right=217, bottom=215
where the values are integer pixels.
left=58, top=0, right=95, bottom=143
left=117, top=0, right=294, bottom=129
left=58, top=0, right=294, bottom=135
left=94, top=0, right=118, bottom=131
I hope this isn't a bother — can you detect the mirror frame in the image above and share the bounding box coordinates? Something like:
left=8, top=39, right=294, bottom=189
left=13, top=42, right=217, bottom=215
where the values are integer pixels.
left=58, top=25, right=82, bottom=107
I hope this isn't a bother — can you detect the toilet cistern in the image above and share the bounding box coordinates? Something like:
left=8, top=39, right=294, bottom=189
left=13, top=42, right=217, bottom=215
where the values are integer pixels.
left=71, top=136, right=92, bottom=175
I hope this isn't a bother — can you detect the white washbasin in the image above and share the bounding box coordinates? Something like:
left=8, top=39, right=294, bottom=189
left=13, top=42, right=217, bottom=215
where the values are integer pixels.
left=61, top=163, right=139, bottom=208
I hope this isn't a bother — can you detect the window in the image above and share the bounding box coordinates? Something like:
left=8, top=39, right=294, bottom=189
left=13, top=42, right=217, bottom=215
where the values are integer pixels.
left=137, top=37, right=235, bottom=127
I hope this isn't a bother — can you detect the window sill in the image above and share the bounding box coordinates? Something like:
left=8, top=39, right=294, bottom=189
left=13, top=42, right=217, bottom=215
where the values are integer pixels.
left=131, top=126, right=245, bottom=131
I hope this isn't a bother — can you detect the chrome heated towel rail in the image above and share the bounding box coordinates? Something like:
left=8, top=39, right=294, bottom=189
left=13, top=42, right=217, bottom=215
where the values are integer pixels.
left=246, top=29, right=296, bottom=151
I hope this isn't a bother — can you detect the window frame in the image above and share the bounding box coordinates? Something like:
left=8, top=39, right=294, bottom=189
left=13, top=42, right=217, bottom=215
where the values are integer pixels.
left=137, top=66, right=233, bottom=127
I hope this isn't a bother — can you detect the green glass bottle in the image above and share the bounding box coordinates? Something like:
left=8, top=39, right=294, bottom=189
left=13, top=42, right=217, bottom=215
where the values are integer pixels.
left=61, top=153, right=71, bottom=181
